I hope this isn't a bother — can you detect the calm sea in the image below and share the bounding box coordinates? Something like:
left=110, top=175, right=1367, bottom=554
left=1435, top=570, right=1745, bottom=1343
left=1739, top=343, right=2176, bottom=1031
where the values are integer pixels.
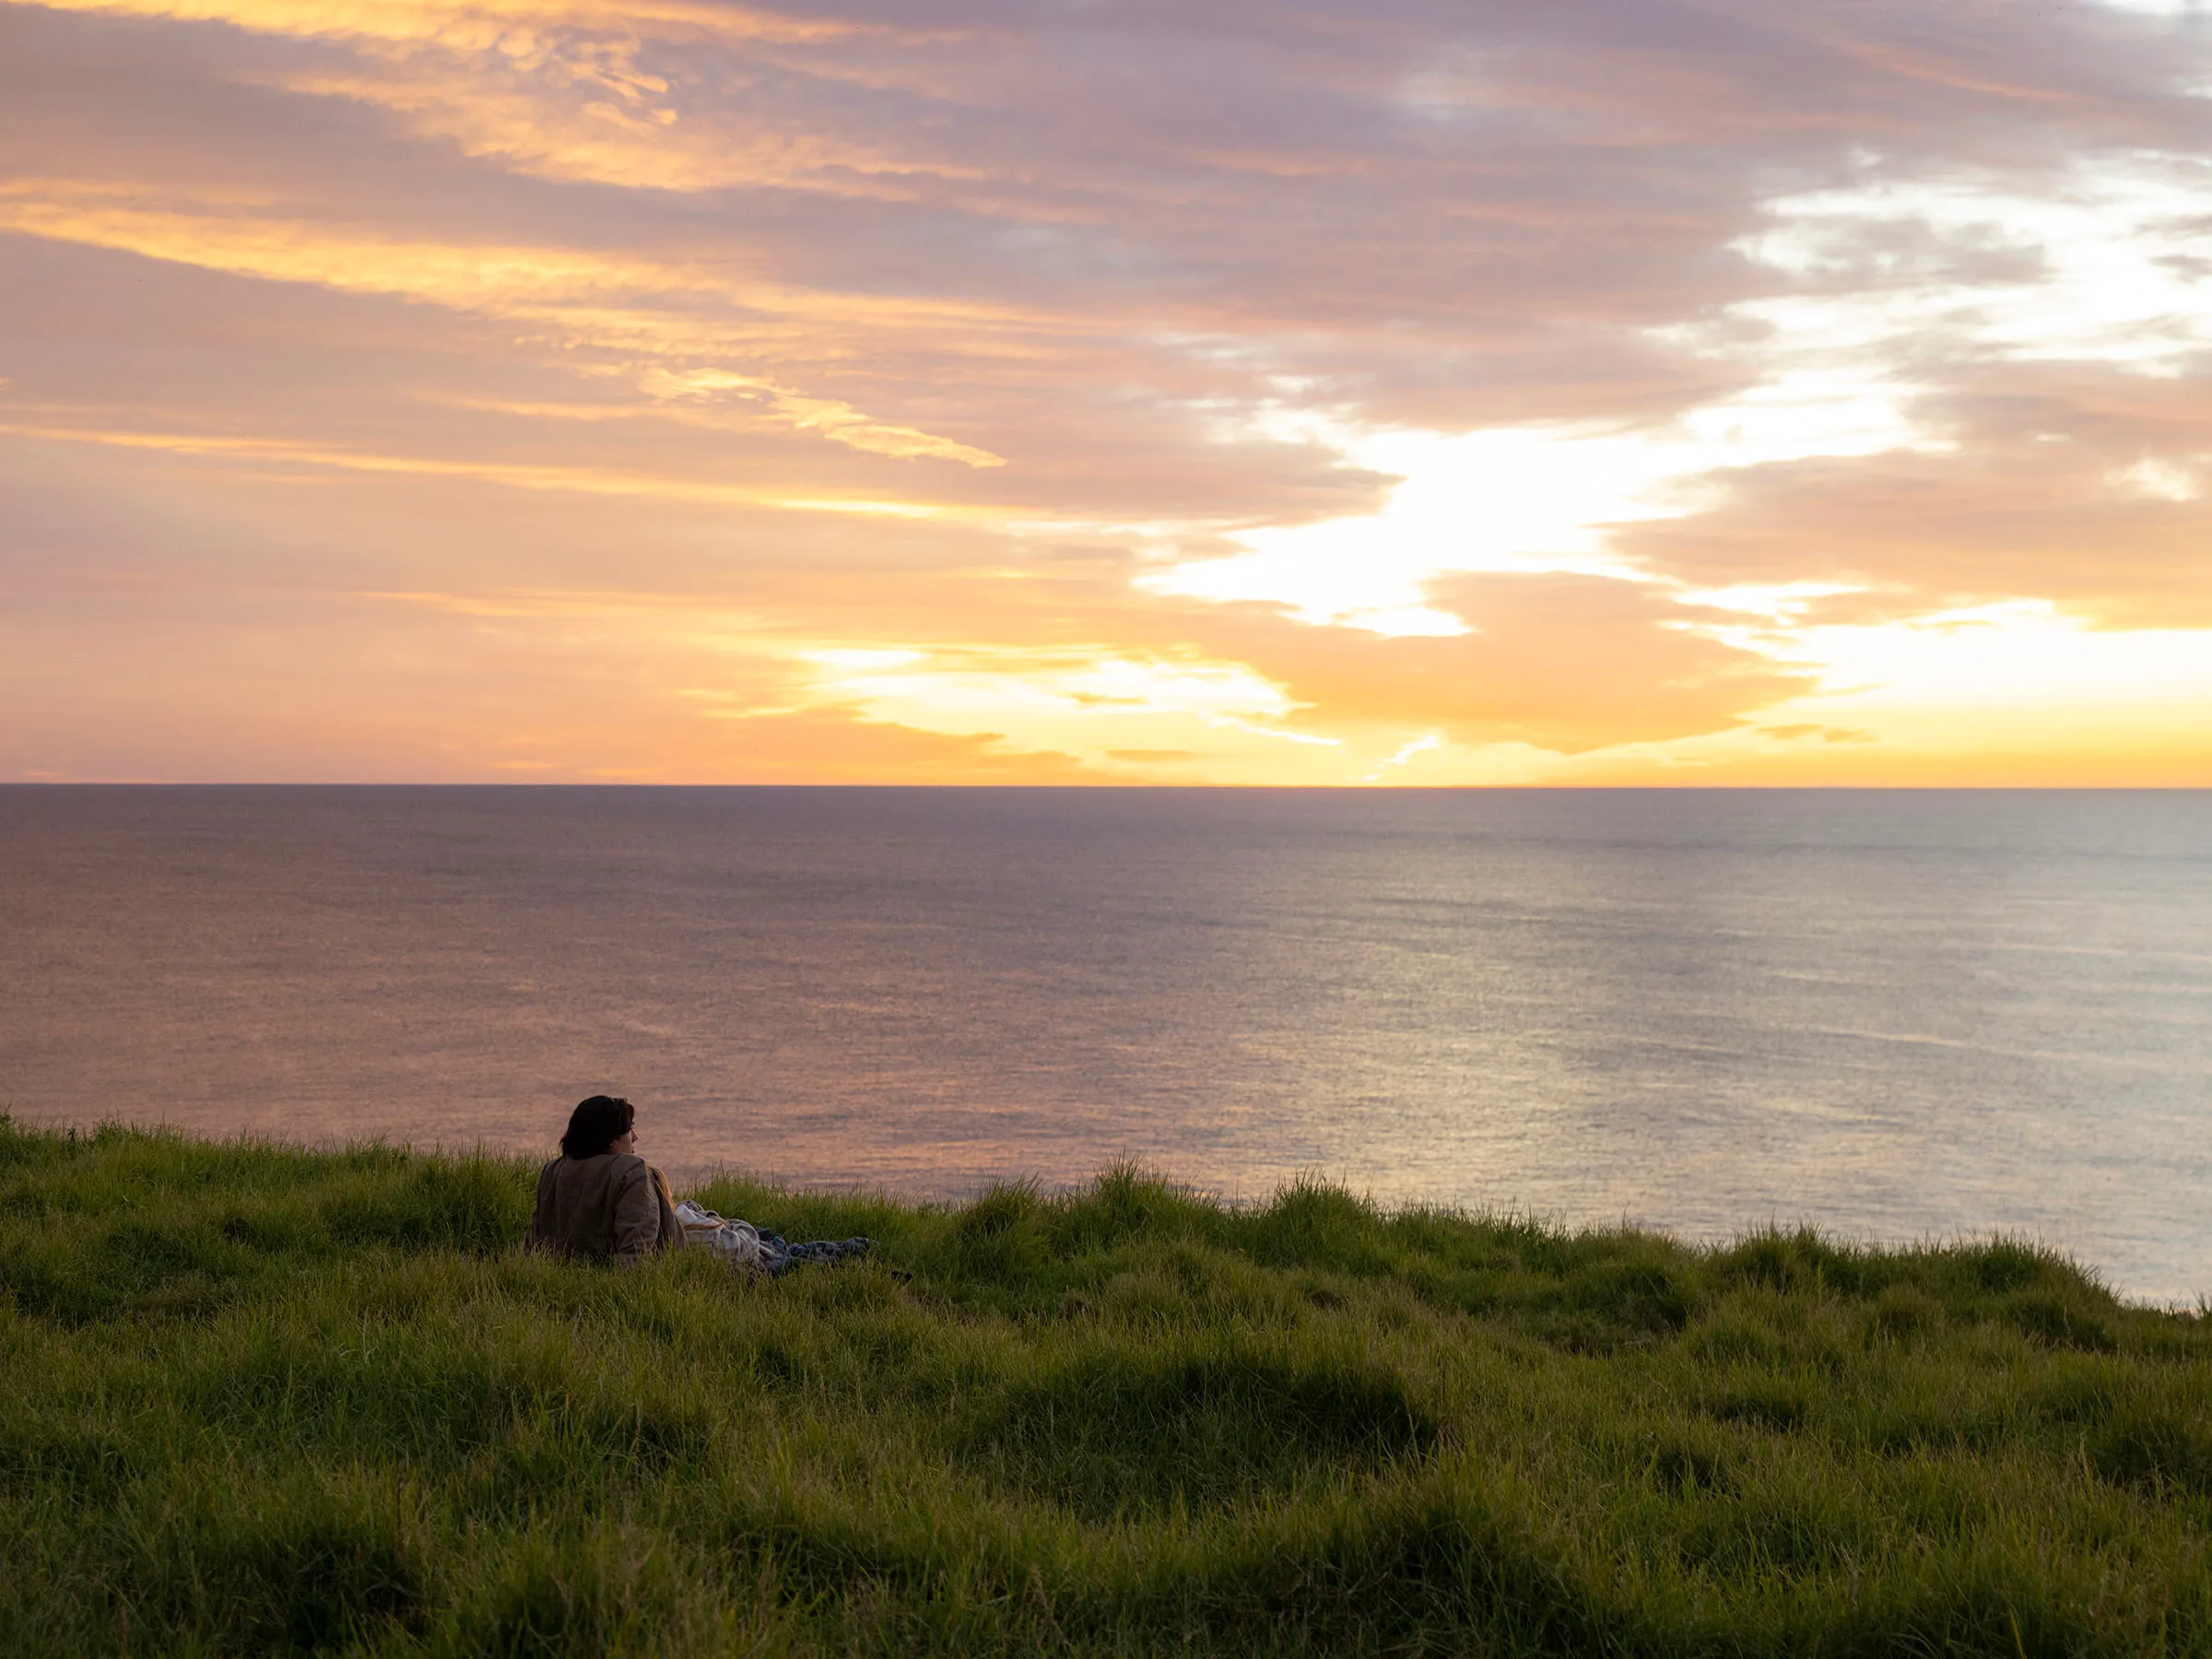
left=4, top=786, right=2207, bottom=1300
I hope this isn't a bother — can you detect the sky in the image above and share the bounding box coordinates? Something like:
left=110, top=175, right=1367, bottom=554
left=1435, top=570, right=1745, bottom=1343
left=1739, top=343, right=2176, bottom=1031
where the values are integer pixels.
left=3, top=0, right=2209, bottom=784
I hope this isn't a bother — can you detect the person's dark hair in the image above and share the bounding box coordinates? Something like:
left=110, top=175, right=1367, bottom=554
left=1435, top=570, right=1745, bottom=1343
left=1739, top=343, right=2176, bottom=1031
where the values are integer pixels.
left=560, top=1095, right=635, bottom=1159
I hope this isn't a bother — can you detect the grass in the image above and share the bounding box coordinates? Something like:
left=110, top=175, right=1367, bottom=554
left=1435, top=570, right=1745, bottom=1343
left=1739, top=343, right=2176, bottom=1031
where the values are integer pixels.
left=2, top=1119, right=2209, bottom=1656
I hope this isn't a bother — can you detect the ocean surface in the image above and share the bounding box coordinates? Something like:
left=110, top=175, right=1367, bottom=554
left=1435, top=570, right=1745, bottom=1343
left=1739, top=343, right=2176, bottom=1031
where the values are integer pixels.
left=4, top=786, right=2208, bottom=1300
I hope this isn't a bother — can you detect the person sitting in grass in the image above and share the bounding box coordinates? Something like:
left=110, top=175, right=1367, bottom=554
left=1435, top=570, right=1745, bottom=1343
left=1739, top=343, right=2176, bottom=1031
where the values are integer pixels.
left=524, top=1094, right=683, bottom=1265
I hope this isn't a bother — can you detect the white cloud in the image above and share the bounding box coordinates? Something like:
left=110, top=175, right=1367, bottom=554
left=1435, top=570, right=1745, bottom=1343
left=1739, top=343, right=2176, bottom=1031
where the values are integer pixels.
left=1724, top=153, right=2212, bottom=376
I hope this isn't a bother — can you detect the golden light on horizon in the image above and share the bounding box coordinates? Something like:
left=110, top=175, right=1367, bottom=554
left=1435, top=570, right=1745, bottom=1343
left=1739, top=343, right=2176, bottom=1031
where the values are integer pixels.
left=3, top=0, right=2209, bottom=784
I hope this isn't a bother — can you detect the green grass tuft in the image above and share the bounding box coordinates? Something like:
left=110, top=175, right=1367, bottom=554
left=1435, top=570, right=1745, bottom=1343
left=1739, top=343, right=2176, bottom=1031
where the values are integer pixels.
left=3, top=1116, right=2209, bottom=1654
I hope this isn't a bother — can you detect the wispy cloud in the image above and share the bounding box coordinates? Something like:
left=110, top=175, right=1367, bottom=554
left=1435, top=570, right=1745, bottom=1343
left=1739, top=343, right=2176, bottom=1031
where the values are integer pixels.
left=4, top=0, right=2210, bottom=781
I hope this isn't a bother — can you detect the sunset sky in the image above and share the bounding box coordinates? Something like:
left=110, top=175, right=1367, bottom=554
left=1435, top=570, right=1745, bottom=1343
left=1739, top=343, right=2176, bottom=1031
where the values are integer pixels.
left=4, top=0, right=2209, bottom=784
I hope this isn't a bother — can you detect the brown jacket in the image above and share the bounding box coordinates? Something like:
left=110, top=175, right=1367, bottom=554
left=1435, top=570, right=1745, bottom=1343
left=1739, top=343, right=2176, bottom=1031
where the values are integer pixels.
left=524, top=1153, right=683, bottom=1265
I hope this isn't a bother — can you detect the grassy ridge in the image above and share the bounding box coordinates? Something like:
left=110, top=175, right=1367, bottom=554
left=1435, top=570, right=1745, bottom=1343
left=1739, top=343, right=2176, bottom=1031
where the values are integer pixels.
left=2, top=1120, right=2209, bottom=1656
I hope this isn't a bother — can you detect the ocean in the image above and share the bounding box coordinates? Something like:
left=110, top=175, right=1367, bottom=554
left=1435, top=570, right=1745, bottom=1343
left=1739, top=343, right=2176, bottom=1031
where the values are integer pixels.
left=4, top=786, right=2207, bottom=1300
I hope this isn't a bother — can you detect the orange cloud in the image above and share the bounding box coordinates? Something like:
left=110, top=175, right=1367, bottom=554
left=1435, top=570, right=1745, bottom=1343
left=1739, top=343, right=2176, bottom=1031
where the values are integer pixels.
left=0, top=417, right=997, bottom=517
left=15, top=0, right=857, bottom=48
left=6, top=0, right=2212, bottom=782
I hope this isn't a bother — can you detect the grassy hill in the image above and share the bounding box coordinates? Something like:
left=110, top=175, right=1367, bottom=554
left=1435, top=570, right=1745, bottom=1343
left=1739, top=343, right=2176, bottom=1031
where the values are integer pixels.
left=2, top=1118, right=2208, bottom=1655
